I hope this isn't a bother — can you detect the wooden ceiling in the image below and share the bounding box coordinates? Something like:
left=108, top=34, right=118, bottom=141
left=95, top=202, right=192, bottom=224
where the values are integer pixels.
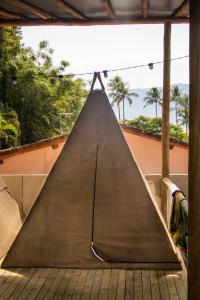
left=0, top=0, right=189, bottom=26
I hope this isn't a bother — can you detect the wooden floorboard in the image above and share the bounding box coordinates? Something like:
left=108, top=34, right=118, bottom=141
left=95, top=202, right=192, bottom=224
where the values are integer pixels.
left=0, top=268, right=187, bottom=299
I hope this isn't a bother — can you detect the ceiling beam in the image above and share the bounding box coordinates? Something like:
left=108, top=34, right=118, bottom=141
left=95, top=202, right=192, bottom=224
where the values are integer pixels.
left=5, top=0, right=55, bottom=19
left=173, top=0, right=189, bottom=17
left=141, top=0, right=149, bottom=18
left=55, top=0, right=86, bottom=20
left=0, top=7, right=23, bottom=19
left=0, top=17, right=189, bottom=27
left=101, top=0, right=116, bottom=19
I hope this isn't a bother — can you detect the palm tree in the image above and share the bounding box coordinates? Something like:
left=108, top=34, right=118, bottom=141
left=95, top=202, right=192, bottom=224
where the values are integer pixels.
left=177, top=93, right=189, bottom=134
left=171, top=85, right=181, bottom=125
left=108, top=76, right=138, bottom=123
left=108, top=76, right=123, bottom=121
left=143, top=87, right=162, bottom=118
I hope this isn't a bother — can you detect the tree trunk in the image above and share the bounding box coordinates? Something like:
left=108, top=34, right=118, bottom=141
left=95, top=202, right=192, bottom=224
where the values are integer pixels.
left=175, top=103, right=178, bottom=125
left=156, top=102, right=158, bottom=118
left=161, top=22, right=171, bottom=220
left=123, top=99, right=125, bottom=124
left=118, top=104, right=120, bottom=122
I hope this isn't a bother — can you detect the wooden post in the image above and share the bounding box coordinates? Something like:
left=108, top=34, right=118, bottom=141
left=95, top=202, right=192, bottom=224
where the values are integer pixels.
left=161, top=22, right=171, bottom=220
left=189, top=1, right=200, bottom=298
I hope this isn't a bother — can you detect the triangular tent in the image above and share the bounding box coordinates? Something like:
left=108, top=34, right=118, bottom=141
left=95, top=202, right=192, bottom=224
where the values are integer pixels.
left=2, top=75, right=180, bottom=268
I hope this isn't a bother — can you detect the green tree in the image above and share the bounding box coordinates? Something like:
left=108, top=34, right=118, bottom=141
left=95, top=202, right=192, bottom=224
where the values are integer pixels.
left=0, top=103, right=20, bottom=149
left=143, top=87, right=162, bottom=118
left=177, top=94, right=189, bottom=134
left=108, top=76, right=138, bottom=123
left=171, top=85, right=182, bottom=125
left=127, top=116, right=188, bottom=142
left=0, top=32, right=87, bottom=147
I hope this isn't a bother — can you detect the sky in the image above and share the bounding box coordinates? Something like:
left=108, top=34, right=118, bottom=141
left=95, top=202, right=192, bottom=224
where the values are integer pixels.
left=21, top=24, right=189, bottom=90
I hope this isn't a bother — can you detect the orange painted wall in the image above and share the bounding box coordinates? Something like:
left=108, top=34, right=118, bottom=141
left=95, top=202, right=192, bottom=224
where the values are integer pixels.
left=0, top=130, right=188, bottom=175
left=122, top=129, right=188, bottom=174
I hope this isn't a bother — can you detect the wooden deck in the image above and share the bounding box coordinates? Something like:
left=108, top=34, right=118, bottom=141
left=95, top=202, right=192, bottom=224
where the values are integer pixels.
left=0, top=267, right=187, bottom=299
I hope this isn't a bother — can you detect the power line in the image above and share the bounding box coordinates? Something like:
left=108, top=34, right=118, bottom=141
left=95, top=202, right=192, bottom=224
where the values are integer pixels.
left=9, top=55, right=189, bottom=83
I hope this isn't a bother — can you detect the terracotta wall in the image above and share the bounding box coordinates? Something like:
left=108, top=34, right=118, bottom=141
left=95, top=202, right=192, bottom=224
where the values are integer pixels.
left=0, top=129, right=188, bottom=175
left=123, top=129, right=188, bottom=174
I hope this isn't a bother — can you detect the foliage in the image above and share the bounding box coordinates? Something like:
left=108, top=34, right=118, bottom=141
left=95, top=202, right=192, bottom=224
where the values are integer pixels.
left=126, top=116, right=188, bottom=142
left=0, top=27, right=87, bottom=148
left=0, top=103, right=20, bottom=149
left=108, top=76, right=138, bottom=123
left=144, top=87, right=162, bottom=118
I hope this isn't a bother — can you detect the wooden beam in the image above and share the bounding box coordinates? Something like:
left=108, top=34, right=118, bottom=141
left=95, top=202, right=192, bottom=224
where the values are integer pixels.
left=173, top=0, right=189, bottom=17
left=161, top=22, right=171, bottom=220
left=189, top=1, right=200, bottom=299
left=141, top=0, right=149, bottom=18
left=0, top=7, right=23, bottom=19
left=55, top=0, right=86, bottom=20
left=0, top=17, right=189, bottom=27
left=5, top=0, right=55, bottom=19
left=101, top=0, right=116, bottom=19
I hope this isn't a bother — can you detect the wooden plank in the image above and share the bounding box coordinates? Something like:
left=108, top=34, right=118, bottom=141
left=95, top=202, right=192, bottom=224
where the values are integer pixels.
left=72, top=270, right=88, bottom=300
left=161, top=22, right=171, bottom=219
left=63, top=269, right=81, bottom=298
left=0, top=268, right=22, bottom=298
left=173, top=271, right=187, bottom=300
left=149, top=270, right=161, bottom=300
left=0, top=8, right=23, bottom=19
left=133, top=270, right=143, bottom=300
left=101, top=0, right=116, bottom=19
left=17, top=268, right=49, bottom=300
left=1, top=269, right=27, bottom=300
left=107, top=269, right=119, bottom=300
left=55, top=0, right=86, bottom=20
left=17, top=268, right=48, bottom=299
left=9, top=268, right=36, bottom=300
left=35, top=268, right=59, bottom=300
left=116, top=270, right=126, bottom=300
left=5, top=0, right=54, bottom=19
left=141, top=0, right=149, bottom=18
left=125, top=270, right=134, bottom=300
left=81, top=270, right=96, bottom=300
left=142, top=270, right=152, bottom=300
left=0, top=17, right=189, bottom=27
left=54, top=269, right=73, bottom=299
left=23, top=268, right=51, bottom=300
left=165, top=271, right=179, bottom=300
left=189, top=1, right=200, bottom=299
left=89, top=269, right=103, bottom=300
left=0, top=269, right=16, bottom=288
left=39, top=268, right=66, bottom=300
left=173, top=1, right=189, bottom=17
left=98, top=269, right=111, bottom=300
left=157, top=270, right=170, bottom=300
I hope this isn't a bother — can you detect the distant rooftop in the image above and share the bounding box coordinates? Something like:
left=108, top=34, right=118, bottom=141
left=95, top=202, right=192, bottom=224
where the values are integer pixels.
left=0, top=125, right=188, bottom=160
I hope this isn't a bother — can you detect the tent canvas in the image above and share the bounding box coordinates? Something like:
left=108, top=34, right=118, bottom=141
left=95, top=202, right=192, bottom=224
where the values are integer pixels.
left=2, top=81, right=180, bottom=268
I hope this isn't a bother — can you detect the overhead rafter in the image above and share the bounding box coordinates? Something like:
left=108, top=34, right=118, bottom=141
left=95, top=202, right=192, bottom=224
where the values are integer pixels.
left=101, top=0, right=116, bottom=19
left=141, top=0, right=149, bottom=18
left=173, top=0, right=189, bottom=17
left=0, top=16, right=189, bottom=27
left=0, top=7, right=23, bottom=19
left=55, top=0, right=86, bottom=20
left=5, top=0, right=55, bottom=19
